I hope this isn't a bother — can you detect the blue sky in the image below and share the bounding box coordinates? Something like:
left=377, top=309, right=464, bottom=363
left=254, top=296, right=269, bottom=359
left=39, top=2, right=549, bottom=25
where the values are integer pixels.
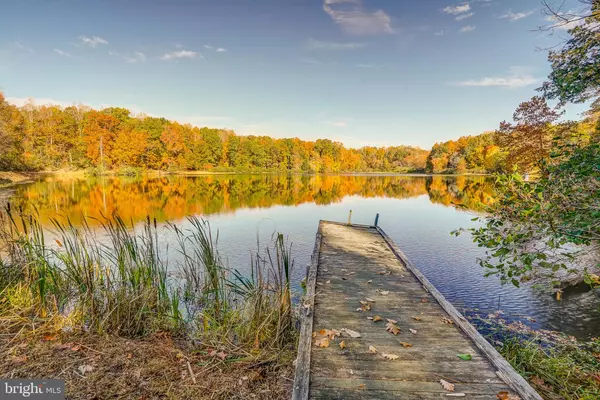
left=0, top=0, right=589, bottom=149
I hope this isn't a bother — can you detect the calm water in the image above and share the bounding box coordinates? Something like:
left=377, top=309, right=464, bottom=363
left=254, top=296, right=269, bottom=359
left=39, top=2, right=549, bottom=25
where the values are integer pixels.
left=5, top=174, right=599, bottom=339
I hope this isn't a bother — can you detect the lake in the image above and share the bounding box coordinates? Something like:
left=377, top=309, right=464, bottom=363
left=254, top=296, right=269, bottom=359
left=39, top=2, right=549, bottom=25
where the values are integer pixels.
left=3, top=173, right=599, bottom=339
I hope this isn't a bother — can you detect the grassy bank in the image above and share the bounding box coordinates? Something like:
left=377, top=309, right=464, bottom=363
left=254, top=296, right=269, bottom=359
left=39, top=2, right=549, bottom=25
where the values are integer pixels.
left=471, top=314, right=600, bottom=400
left=0, top=208, right=297, bottom=399
left=0, top=171, right=33, bottom=186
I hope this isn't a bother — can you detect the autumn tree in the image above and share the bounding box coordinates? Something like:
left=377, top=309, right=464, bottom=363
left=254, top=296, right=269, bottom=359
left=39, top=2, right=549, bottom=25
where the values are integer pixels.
left=496, top=96, right=563, bottom=172
left=84, top=111, right=120, bottom=168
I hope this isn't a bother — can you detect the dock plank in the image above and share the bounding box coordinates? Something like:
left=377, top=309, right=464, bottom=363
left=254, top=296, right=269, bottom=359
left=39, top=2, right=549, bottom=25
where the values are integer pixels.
left=293, top=221, right=542, bottom=400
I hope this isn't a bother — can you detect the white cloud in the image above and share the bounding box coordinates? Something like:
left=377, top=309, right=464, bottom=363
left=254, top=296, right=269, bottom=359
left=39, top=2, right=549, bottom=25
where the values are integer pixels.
left=323, top=0, right=393, bottom=35
left=79, top=35, right=108, bottom=47
left=161, top=50, right=200, bottom=60
left=500, top=10, right=535, bottom=22
left=215, top=48, right=227, bottom=52
left=299, top=57, right=322, bottom=65
left=460, top=25, right=476, bottom=33
left=456, top=12, right=475, bottom=21
left=307, top=38, right=366, bottom=50
left=443, top=3, right=471, bottom=15
left=6, top=96, right=75, bottom=108
left=14, top=41, right=33, bottom=53
left=54, top=49, right=73, bottom=57
left=204, top=44, right=213, bottom=49
left=434, top=30, right=449, bottom=36
left=110, top=51, right=146, bottom=63
left=331, top=121, right=348, bottom=127
left=451, top=67, right=538, bottom=88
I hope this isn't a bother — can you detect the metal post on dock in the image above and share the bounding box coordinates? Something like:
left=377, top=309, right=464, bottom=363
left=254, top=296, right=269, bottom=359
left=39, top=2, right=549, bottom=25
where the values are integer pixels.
left=347, top=210, right=352, bottom=225
left=374, top=213, right=379, bottom=227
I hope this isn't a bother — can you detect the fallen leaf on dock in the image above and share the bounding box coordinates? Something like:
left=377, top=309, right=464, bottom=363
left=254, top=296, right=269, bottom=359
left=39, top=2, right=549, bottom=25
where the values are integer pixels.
left=381, top=353, right=399, bottom=360
left=379, top=290, right=390, bottom=296
left=420, top=298, right=430, bottom=303
left=365, top=297, right=375, bottom=302
left=341, top=328, right=361, bottom=338
left=457, top=354, right=472, bottom=361
left=496, top=392, right=521, bottom=400
left=412, top=316, right=422, bottom=321
left=399, top=341, right=412, bottom=348
left=386, top=318, right=397, bottom=324
left=372, top=315, right=382, bottom=322
left=319, top=329, right=340, bottom=339
left=369, top=345, right=377, bottom=353
left=386, top=322, right=401, bottom=335
left=315, top=337, right=330, bottom=348
left=440, top=379, right=455, bottom=392
left=442, top=317, right=455, bottom=324
left=367, top=280, right=372, bottom=284
left=358, top=384, right=366, bottom=389
left=339, top=341, right=346, bottom=349
left=409, top=328, right=418, bottom=334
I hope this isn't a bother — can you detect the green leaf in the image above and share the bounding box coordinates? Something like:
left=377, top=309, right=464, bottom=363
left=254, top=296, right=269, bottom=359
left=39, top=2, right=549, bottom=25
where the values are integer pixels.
left=457, top=354, right=472, bottom=361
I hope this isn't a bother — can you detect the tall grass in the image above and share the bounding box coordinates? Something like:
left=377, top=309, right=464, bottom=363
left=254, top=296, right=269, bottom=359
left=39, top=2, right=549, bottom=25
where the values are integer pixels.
left=0, top=206, right=297, bottom=354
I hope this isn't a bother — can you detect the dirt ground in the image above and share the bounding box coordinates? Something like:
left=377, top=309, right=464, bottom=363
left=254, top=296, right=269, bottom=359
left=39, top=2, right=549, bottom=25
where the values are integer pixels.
left=0, top=333, right=294, bottom=399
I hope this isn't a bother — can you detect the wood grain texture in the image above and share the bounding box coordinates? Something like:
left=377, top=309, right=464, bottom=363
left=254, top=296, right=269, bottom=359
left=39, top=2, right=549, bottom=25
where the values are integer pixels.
left=295, top=221, right=541, bottom=400
left=291, top=223, right=323, bottom=400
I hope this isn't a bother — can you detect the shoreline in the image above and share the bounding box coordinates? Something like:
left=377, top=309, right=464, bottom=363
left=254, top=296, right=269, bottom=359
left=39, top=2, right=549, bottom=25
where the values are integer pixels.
left=1, top=169, right=491, bottom=181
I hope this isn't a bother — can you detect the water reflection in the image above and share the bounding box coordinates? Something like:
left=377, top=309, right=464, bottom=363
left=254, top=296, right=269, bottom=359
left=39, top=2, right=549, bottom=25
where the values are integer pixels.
left=4, top=174, right=598, bottom=339
left=8, top=174, right=495, bottom=226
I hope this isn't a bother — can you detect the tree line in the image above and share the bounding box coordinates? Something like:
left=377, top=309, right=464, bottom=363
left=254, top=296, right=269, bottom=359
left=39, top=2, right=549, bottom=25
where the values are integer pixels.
left=0, top=95, right=429, bottom=174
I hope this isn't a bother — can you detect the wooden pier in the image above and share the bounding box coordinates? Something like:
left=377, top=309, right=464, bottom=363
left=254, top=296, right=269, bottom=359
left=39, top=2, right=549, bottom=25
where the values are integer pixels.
left=293, top=220, right=542, bottom=400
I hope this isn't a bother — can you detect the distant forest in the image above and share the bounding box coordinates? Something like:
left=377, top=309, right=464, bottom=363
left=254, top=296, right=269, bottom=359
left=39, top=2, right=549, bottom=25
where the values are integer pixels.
left=0, top=92, right=597, bottom=174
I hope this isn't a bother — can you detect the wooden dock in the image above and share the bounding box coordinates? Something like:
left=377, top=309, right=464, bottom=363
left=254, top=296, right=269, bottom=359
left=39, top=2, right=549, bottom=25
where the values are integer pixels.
left=293, top=220, right=542, bottom=400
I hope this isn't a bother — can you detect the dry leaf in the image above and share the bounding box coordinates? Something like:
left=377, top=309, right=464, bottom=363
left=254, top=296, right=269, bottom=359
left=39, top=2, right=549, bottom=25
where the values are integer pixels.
left=12, top=355, right=27, bottom=363
left=368, top=345, right=377, bottom=354
left=315, top=337, right=330, bottom=348
left=386, top=322, right=401, bottom=335
left=440, top=379, right=455, bottom=392
left=386, top=318, right=397, bottom=324
left=341, top=328, right=361, bottom=338
left=359, top=300, right=368, bottom=305
left=412, top=316, right=422, bottom=321
left=372, top=315, right=382, bottom=322
left=71, top=344, right=81, bottom=351
left=339, top=341, right=346, bottom=349
left=326, top=280, right=331, bottom=284
left=367, top=280, right=372, bottom=284
left=127, top=353, right=133, bottom=359
left=409, top=328, right=418, bottom=334
left=365, top=297, right=375, bottom=302
left=381, top=353, right=399, bottom=360
left=78, top=364, right=94, bottom=375
left=358, top=384, right=366, bottom=389
left=399, top=341, right=412, bottom=348
left=420, top=298, right=430, bottom=303
left=380, top=290, right=390, bottom=296
left=496, top=392, right=521, bottom=400
left=442, top=317, right=455, bottom=325
left=319, top=329, right=340, bottom=339
left=43, top=334, right=57, bottom=341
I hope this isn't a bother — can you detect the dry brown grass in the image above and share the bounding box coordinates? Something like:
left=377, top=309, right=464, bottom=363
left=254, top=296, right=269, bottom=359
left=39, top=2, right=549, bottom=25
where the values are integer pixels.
left=0, top=331, right=294, bottom=399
